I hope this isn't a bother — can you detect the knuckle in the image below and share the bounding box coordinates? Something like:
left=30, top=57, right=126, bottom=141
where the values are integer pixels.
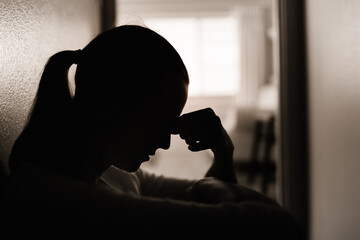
left=214, top=116, right=221, bottom=124
left=209, top=115, right=221, bottom=126
left=204, top=107, right=215, bottom=116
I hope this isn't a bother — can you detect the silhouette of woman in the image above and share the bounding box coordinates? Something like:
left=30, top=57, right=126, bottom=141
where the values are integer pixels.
left=1, top=25, right=302, bottom=239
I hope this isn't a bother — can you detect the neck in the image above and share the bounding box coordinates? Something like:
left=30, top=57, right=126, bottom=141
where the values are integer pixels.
left=66, top=137, right=110, bottom=183
left=61, top=115, right=111, bottom=183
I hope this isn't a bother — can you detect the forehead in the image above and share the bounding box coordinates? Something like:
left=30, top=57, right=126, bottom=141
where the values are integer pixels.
left=137, top=80, right=188, bottom=125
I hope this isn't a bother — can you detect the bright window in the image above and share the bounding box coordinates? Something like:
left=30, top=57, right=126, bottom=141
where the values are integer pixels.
left=125, top=16, right=240, bottom=96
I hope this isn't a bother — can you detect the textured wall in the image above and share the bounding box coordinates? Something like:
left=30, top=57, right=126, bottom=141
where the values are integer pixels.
left=0, top=0, right=101, bottom=174
left=306, top=0, right=360, bottom=239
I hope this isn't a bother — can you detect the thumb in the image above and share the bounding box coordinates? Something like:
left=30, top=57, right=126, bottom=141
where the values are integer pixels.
left=188, top=142, right=211, bottom=152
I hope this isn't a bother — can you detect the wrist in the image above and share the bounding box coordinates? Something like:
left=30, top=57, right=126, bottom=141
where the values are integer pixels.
left=212, top=147, right=234, bottom=163
left=211, top=132, right=234, bottom=160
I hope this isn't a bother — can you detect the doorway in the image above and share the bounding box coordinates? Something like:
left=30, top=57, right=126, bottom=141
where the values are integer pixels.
left=116, top=0, right=282, bottom=202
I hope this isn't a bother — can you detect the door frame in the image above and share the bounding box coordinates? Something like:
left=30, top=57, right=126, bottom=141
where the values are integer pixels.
left=279, top=0, right=309, bottom=237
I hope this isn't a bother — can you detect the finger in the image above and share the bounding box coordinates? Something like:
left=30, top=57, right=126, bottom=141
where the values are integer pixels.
left=188, top=138, right=214, bottom=151
left=179, top=108, right=215, bottom=122
left=179, top=128, right=192, bottom=140
left=185, top=138, right=197, bottom=145
left=180, top=129, right=201, bottom=144
left=169, top=118, right=181, bottom=134
left=170, top=108, right=216, bottom=134
left=179, top=118, right=222, bottom=146
left=188, top=142, right=211, bottom=152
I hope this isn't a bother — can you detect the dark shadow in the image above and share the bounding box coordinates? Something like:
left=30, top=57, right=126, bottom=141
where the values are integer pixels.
left=1, top=25, right=304, bottom=239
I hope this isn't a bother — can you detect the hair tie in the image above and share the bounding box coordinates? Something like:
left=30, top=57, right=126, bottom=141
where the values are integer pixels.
left=73, top=49, right=82, bottom=64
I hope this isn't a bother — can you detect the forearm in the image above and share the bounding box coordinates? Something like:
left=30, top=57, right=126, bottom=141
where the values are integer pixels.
left=104, top=194, right=302, bottom=239
left=139, top=169, right=196, bottom=200
left=205, top=152, right=237, bottom=183
left=205, top=128, right=237, bottom=183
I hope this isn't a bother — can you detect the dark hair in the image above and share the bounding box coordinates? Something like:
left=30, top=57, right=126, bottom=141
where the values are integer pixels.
left=9, top=25, right=189, bottom=173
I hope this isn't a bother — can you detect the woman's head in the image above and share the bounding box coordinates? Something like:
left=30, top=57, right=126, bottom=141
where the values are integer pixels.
left=75, top=25, right=188, bottom=108
left=10, top=25, right=189, bottom=176
left=74, top=25, right=189, bottom=172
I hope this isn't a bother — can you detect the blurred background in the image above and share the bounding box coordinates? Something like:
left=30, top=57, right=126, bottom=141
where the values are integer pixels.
left=116, top=0, right=281, bottom=201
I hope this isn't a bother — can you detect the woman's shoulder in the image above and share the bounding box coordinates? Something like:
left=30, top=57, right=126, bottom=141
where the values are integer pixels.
left=1, top=162, right=116, bottom=209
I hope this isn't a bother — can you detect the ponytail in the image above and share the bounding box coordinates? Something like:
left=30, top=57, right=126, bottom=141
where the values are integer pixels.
left=29, top=51, right=80, bottom=127
left=9, top=50, right=81, bottom=172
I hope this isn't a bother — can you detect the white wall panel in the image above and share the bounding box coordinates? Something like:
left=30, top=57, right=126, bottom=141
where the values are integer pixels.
left=0, top=0, right=101, bottom=174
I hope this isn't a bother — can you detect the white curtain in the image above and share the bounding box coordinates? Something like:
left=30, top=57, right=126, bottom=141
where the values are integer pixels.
left=236, top=7, right=267, bottom=107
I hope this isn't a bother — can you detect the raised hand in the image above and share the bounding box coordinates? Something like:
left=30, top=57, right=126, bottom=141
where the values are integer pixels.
left=170, top=108, right=234, bottom=155
left=171, top=108, right=237, bottom=183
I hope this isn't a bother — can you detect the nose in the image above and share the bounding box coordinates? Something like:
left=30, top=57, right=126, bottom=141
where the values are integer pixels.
left=158, top=133, right=171, bottom=150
